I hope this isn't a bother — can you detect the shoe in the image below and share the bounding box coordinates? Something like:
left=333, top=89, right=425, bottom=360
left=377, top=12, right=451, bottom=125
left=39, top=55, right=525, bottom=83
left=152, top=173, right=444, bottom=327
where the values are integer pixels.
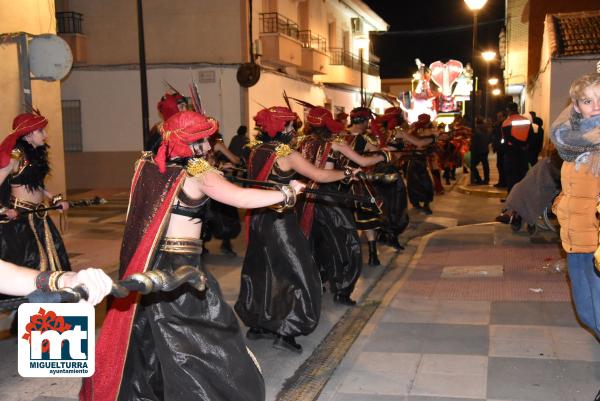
left=500, top=198, right=506, bottom=203
left=220, top=240, right=237, bottom=256
left=388, top=236, right=405, bottom=250
left=493, top=183, right=506, bottom=188
left=495, top=214, right=511, bottom=224
left=334, top=293, right=357, bottom=306
left=510, top=214, right=522, bottom=232
left=594, top=389, right=600, bottom=401
left=422, top=204, right=433, bottom=215
left=246, top=327, right=274, bottom=340
left=273, top=335, right=302, bottom=353
left=368, top=240, right=381, bottom=266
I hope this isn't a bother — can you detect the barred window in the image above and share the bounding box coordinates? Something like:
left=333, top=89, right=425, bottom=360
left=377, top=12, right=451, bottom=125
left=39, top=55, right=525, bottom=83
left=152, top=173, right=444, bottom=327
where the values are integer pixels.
left=61, top=100, right=82, bottom=152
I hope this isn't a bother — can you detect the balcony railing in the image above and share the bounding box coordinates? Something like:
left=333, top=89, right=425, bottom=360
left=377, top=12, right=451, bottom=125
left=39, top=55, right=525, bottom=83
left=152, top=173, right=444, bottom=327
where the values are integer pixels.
left=259, top=12, right=300, bottom=40
left=56, top=11, right=84, bottom=34
left=299, top=30, right=327, bottom=52
left=328, top=48, right=380, bottom=76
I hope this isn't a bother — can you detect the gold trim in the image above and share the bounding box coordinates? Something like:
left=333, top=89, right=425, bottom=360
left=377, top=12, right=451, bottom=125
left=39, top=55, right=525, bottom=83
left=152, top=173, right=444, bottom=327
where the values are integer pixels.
left=245, top=138, right=263, bottom=149
left=160, top=237, right=203, bottom=254
left=275, top=143, right=293, bottom=158
left=186, top=158, right=216, bottom=177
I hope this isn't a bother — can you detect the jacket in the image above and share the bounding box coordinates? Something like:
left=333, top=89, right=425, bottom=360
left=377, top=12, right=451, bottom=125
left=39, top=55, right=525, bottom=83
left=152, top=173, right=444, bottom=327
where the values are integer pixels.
left=553, top=160, right=600, bottom=253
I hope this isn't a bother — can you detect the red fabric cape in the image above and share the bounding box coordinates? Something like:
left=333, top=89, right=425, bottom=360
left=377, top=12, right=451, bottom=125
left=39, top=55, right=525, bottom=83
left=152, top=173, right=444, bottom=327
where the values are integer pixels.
left=80, top=158, right=186, bottom=401
left=298, top=138, right=332, bottom=237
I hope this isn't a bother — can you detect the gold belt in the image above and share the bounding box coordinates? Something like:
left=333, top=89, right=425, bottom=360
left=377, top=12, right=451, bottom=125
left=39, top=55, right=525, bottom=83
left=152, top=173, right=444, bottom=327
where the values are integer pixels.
left=160, top=237, right=203, bottom=254
left=10, top=196, right=45, bottom=211
left=8, top=197, right=63, bottom=272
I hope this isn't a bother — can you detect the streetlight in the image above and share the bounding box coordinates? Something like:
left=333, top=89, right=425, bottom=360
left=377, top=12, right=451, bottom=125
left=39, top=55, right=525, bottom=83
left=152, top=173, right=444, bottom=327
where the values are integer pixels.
left=354, top=35, right=369, bottom=106
left=481, top=50, right=496, bottom=118
left=464, top=0, right=488, bottom=128
left=488, top=77, right=499, bottom=86
left=492, top=88, right=502, bottom=96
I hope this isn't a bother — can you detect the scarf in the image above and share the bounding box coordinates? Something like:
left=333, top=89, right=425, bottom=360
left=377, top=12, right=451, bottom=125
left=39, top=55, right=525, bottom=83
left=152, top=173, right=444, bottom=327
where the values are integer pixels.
left=550, top=106, right=600, bottom=176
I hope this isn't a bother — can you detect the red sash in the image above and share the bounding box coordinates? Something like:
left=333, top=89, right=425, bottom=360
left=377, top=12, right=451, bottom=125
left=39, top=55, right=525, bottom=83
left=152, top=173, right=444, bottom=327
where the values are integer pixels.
left=80, top=159, right=185, bottom=401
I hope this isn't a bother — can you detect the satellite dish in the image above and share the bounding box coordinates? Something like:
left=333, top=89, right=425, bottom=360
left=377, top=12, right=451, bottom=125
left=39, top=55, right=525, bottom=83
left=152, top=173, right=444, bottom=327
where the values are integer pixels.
left=28, top=34, right=73, bottom=81
left=236, top=63, right=260, bottom=88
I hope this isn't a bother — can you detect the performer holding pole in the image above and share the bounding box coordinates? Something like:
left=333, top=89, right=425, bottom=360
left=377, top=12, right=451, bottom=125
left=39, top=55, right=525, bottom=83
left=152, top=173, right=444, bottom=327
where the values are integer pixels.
left=81, top=110, right=302, bottom=401
left=298, top=106, right=386, bottom=305
left=235, top=106, right=361, bottom=353
left=0, top=110, right=71, bottom=274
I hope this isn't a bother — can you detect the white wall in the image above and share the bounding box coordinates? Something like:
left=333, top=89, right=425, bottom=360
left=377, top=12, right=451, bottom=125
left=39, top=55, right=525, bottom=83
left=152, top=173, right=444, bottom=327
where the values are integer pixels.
left=61, top=65, right=242, bottom=151
left=247, top=70, right=363, bottom=131
left=549, top=59, right=599, bottom=124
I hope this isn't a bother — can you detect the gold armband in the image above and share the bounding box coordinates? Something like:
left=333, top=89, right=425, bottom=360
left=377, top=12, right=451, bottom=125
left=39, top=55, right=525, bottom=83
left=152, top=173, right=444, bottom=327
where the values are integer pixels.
left=244, top=138, right=263, bottom=149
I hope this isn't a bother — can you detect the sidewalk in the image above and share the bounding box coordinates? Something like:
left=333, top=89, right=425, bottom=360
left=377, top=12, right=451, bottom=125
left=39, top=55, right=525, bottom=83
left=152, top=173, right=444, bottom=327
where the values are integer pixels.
left=317, top=223, right=600, bottom=401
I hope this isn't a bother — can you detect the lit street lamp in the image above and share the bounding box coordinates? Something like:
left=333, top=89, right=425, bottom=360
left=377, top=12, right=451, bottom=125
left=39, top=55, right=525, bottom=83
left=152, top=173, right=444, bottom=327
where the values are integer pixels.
left=482, top=50, right=496, bottom=118
left=492, top=88, right=502, bottom=96
left=488, top=77, right=499, bottom=86
left=464, top=0, right=488, bottom=128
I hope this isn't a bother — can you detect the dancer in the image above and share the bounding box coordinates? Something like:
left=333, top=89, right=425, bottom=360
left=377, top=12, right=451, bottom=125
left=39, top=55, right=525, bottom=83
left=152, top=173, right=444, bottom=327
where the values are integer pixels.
left=0, top=110, right=71, bottom=273
left=235, top=106, right=360, bottom=353
left=347, top=106, right=386, bottom=266
left=299, top=106, right=386, bottom=304
left=81, top=110, right=302, bottom=401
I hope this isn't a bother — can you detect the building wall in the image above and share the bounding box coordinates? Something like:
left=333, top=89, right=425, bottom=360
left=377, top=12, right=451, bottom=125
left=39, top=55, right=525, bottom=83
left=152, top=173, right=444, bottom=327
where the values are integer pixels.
left=61, top=65, right=242, bottom=188
left=549, top=59, right=599, bottom=123
left=504, top=0, right=529, bottom=88
left=0, top=0, right=66, bottom=197
left=527, top=0, right=599, bottom=84
left=57, top=0, right=245, bottom=65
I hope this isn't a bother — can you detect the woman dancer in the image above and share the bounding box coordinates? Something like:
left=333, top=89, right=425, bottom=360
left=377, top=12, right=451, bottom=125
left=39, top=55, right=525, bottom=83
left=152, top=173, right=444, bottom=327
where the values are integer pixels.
left=81, top=110, right=303, bottom=401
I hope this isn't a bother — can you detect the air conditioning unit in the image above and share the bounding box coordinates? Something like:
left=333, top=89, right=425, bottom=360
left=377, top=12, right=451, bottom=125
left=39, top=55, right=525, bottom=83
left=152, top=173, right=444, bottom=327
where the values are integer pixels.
left=351, top=18, right=362, bottom=33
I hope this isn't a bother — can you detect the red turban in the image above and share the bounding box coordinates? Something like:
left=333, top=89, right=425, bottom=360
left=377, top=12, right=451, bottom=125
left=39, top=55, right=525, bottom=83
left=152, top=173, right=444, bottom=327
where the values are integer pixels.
left=253, top=106, right=298, bottom=137
left=158, top=93, right=187, bottom=120
left=0, top=112, right=48, bottom=168
left=350, top=107, right=374, bottom=123
left=306, top=107, right=345, bottom=134
left=155, top=111, right=219, bottom=173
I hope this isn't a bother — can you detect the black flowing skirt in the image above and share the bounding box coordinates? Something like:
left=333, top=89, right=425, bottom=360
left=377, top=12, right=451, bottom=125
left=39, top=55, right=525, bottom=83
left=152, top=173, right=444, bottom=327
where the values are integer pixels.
left=406, top=156, right=434, bottom=206
left=372, top=165, right=409, bottom=237
left=235, top=209, right=321, bottom=337
left=119, top=249, right=265, bottom=401
left=0, top=213, right=70, bottom=272
left=207, top=201, right=241, bottom=240
left=311, top=187, right=362, bottom=296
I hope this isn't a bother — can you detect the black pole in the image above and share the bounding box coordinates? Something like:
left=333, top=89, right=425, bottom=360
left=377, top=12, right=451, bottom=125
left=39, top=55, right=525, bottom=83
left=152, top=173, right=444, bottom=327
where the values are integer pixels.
left=470, top=12, right=478, bottom=129
left=484, top=61, right=490, bottom=118
left=137, top=0, right=150, bottom=150
left=358, top=48, right=367, bottom=106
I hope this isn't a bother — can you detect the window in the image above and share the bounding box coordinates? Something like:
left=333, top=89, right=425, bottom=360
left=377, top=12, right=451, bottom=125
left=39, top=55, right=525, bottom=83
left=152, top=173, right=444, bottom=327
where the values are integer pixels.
left=62, top=100, right=83, bottom=152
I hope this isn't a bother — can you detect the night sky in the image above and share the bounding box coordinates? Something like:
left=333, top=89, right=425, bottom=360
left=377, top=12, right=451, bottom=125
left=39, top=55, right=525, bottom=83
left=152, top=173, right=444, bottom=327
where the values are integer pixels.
left=363, top=0, right=505, bottom=79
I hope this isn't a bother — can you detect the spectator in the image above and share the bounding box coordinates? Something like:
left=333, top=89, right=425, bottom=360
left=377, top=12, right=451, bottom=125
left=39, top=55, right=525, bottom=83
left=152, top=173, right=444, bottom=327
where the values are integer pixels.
left=528, top=111, right=544, bottom=166
left=491, top=111, right=507, bottom=187
left=228, top=125, right=249, bottom=159
left=470, top=116, right=491, bottom=184
left=502, top=102, right=532, bottom=193
left=550, top=72, right=600, bottom=347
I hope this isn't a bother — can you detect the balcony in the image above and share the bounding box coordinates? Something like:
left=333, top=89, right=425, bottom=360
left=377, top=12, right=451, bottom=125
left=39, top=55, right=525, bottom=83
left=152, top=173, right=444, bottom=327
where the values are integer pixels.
left=259, top=13, right=302, bottom=68
left=56, top=12, right=86, bottom=64
left=316, top=48, right=380, bottom=88
left=298, top=30, right=328, bottom=75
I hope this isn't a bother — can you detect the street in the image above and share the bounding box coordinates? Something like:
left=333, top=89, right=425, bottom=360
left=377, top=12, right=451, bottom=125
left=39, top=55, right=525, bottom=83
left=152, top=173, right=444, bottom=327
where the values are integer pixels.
left=0, top=175, right=598, bottom=401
